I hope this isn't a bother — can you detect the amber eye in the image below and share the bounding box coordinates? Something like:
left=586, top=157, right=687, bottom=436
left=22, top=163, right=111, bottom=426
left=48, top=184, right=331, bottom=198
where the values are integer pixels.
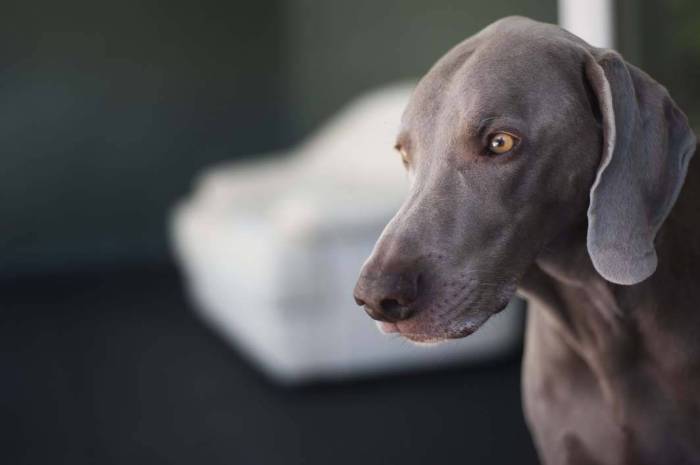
left=488, top=133, right=516, bottom=154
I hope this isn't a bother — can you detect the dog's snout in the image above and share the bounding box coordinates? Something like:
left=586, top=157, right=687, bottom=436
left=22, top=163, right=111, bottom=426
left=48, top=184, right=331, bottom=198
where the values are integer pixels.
left=353, top=269, right=420, bottom=323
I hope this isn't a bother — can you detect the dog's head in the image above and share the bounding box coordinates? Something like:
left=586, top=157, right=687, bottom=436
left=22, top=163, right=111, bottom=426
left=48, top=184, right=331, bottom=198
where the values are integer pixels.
left=353, top=17, right=695, bottom=343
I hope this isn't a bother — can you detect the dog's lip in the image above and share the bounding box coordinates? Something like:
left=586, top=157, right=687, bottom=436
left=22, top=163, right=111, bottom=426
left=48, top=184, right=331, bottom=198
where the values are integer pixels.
left=376, top=321, right=400, bottom=334
left=369, top=294, right=511, bottom=341
left=387, top=305, right=497, bottom=343
left=392, top=322, right=478, bottom=343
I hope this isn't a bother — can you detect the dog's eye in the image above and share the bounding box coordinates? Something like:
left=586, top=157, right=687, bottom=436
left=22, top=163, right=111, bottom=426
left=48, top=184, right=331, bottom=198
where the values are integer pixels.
left=488, top=133, right=516, bottom=154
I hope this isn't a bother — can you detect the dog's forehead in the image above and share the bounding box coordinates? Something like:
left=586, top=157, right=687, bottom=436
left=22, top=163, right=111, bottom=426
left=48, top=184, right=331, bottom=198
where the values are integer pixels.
left=401, top=20, right=585, bottom=135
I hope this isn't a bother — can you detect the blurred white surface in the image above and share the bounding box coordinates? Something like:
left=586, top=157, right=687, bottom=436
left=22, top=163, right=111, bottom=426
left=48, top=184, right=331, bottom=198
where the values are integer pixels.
left=170, top=82, right=524, bottom=383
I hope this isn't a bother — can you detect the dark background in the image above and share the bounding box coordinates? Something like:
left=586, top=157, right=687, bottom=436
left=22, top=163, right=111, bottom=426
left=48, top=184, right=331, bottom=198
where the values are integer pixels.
left=2, top=1, right=699, bottom=464
left=0, top=0, right=555, bottom=276
left=1, top=267, right=536, bottom=464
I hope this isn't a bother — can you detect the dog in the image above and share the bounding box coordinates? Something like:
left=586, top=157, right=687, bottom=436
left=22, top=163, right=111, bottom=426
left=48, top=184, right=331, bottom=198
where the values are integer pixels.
left=353, top=16, right=699, bottom=465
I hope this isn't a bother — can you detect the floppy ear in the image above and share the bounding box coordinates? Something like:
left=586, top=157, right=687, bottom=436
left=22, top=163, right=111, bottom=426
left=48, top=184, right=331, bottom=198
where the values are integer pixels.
left=584, top=50, right=696, bottom=285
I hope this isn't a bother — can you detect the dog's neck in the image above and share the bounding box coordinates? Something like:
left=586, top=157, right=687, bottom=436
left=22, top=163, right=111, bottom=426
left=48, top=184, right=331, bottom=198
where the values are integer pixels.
left=525, top=152, right=700, bottom=320
left=522, top=217, right=627, bottom=342
left=519, top=155, right=700, bottom=401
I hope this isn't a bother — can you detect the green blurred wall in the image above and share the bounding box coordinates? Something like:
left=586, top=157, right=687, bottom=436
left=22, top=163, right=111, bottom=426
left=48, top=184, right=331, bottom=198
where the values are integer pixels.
left=282, top=0, right=556, bottom=136
left=0, top=0, right=285, bottom=274
left=1, top=1, right=560, bottom=275
left=620, top=0, right=700, bottom=131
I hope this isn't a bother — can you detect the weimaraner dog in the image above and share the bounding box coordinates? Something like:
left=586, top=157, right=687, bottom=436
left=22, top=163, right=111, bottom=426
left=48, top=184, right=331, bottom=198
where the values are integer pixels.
left=353, top=16, right=699, bottom=465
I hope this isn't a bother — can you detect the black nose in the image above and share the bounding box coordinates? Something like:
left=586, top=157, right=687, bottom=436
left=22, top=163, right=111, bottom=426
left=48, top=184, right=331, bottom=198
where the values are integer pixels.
left=353, top=270, right=419, bottom=323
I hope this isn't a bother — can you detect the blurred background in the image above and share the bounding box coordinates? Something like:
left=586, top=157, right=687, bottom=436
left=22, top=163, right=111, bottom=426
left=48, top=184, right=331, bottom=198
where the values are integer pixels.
left=2, top=1, right=698, bottom=464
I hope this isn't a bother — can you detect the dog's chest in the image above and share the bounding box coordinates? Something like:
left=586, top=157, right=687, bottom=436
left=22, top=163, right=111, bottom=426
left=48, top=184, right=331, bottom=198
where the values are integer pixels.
left=522, top=301, right=700, bottom=465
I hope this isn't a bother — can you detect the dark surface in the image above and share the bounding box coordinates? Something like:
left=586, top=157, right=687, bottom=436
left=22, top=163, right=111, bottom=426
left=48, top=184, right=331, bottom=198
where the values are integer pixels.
left=0, top=265, right=539, bottom=465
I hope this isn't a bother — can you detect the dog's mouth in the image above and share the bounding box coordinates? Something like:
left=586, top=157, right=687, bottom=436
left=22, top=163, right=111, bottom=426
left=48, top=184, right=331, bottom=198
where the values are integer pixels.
left=375, top=308, right=496, bottom=343
left=377, top=323, right=477, bottom=344
left=374, top=299, right=510, bottom=344
left=359, top=271, right=518, bottom=344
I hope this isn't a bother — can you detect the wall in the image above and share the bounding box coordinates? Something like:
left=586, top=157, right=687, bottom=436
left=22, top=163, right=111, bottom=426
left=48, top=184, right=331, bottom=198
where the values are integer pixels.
left=625, top=0, right=700, bottom=131
left=282, top=0, right=557, bottom=136
left=0, top=0, right=285, bottom=274
left=0, top=1, right=560, bottom=275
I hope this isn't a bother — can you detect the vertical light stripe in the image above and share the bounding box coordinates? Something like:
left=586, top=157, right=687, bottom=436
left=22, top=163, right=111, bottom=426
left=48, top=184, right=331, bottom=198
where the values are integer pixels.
left=558, top=0, right=615, bottom=48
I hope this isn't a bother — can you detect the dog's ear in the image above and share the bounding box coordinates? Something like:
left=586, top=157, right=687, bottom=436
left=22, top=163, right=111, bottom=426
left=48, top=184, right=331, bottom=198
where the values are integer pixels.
left=584, top=49, right=696, bottom=285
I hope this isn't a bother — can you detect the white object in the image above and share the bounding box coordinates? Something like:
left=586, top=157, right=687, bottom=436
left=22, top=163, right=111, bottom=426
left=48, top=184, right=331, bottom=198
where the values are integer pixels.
left=559, top=0, right=615, bottom=48
left=170, top=82, right=524, bottom=384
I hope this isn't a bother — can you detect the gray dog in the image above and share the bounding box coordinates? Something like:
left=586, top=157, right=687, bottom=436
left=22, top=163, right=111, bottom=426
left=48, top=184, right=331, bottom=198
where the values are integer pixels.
left=353, top=16, right=699, bottom=465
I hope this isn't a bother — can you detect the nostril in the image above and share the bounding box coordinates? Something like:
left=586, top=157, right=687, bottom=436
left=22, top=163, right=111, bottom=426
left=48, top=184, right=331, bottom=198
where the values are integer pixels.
left=380, top=298, right=402, bottom=313
left=355, top=269, right=420, bottom=322
left=379, top=298, right=411, bottom=321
